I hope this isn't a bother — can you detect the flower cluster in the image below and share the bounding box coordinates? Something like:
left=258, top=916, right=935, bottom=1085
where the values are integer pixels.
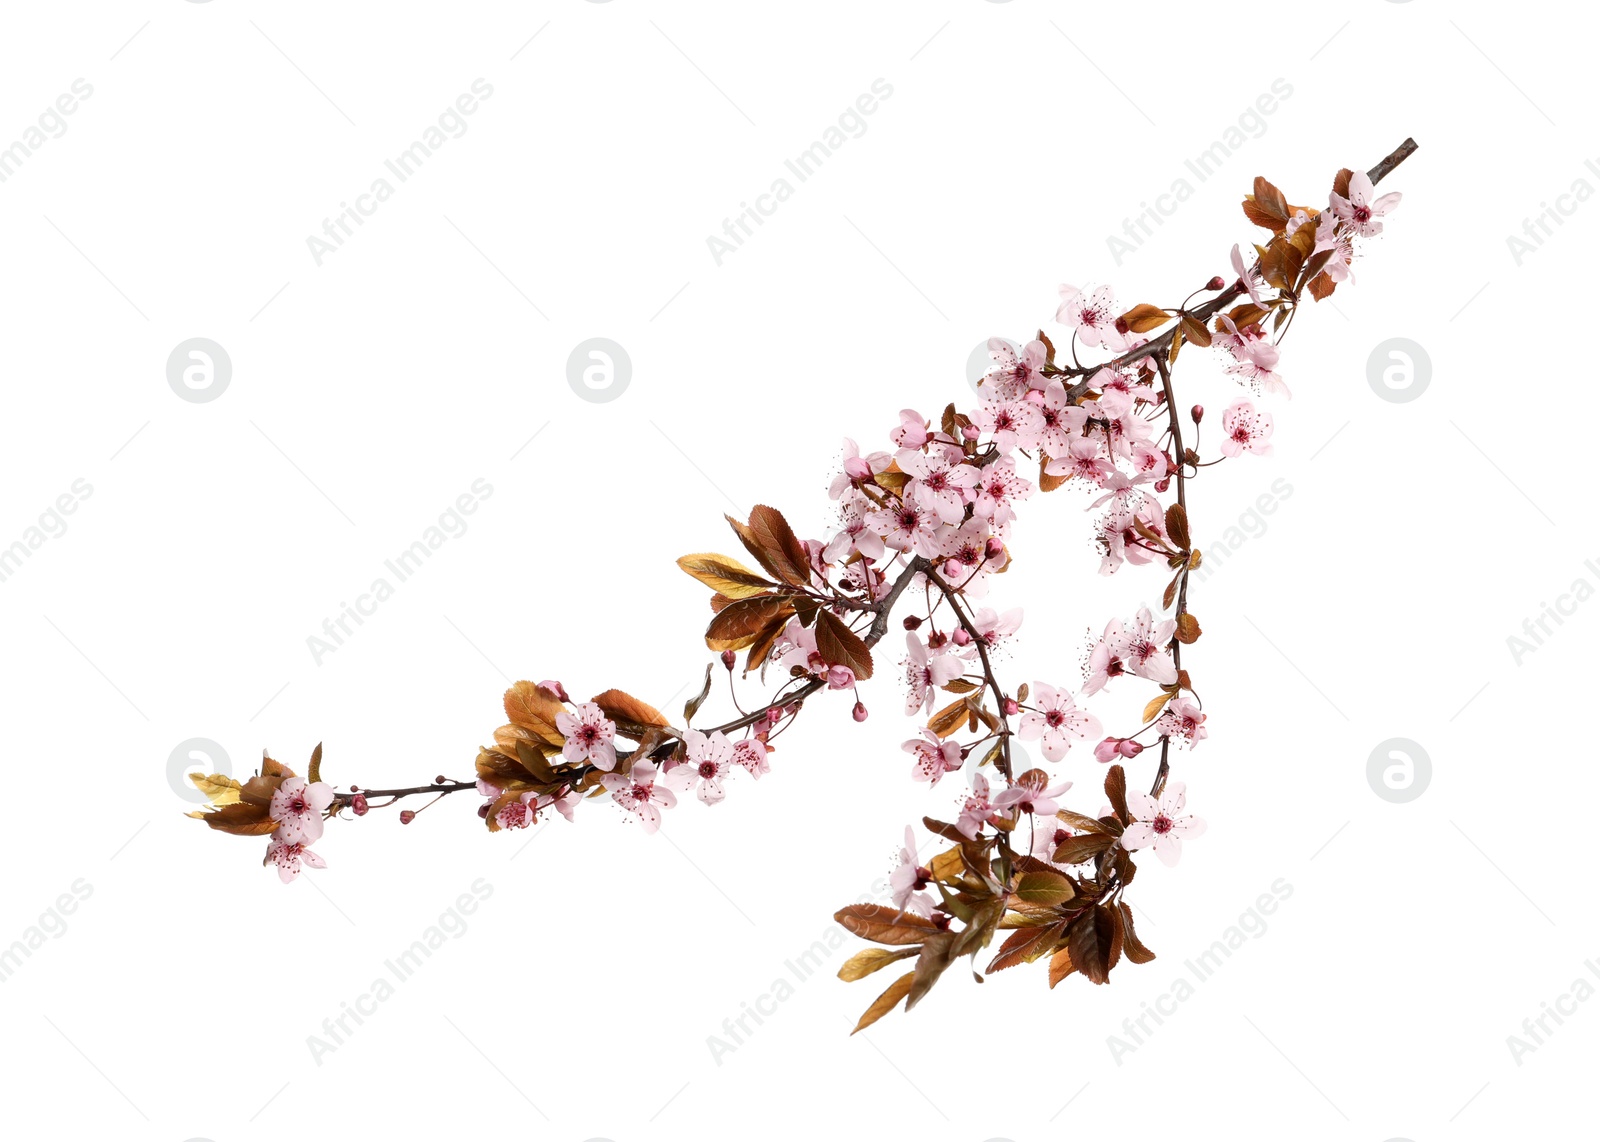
left=189, top=144, right=1413, bottom=1030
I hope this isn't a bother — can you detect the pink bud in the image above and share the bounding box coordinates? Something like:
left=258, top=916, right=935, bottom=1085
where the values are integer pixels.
left=1206, top=275, right=1225, bottom=290
left=399, top=810, right=416, bottom=825
left=984, top=537, right=1005, bottom=561
left=1003, top=698, right=1019, bottom=717
left=1094, top=737, right=1121, bottom=764
left=1190, top=404, right=1204, bottom=424
left=852, top=701, right=869, bottom=722
left=1119, top=739, right=1144, bottom=758
left=961, top=424, right=980, bottom=441
left=721, top=649, right=737, bottom=671
left=902, top=615, right=923, bottom=631
left=952, top=628, right=972, bottom=646
left=827, top=665, right=856, bottom=691
left=539, top=679, right=569, bottom=702
left=1154, top=478, right=1171, bottom=493
left=351, top=794, right=369, bottom=816
left=477, top=803, right=490, bottom=819
left=844, top=456, right=873, bottom=480
left=1114, top=316, right=1131, bottom=335
left=943, top=558, right=964, bottom=579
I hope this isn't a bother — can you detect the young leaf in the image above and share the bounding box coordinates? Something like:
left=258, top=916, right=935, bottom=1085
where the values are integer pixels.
left=1048, top=945, right=1077, bottom=988
left=590, top=689, right=669, bottom=736
left=1176, top=613, right=1201, bottom=644
left=1068, top=906, right=1118, bottom=984
left=307, top=742, right=323, bottom=785
left=1117, top=901, right=1157, bottom=964
left=1164, top=503, right=1190, bottom=549
left=834, top=903, right=942, bottom=946
left=852, top=971, right=916, bottom=1034
left=1013, top=868, right=1076, bottom=908
left=1052, top=832, right=1115, bottom=865
left=837, top=946, right=919, bottom=982
left=745, top=505, right=812, bottom=588
left=676, top=553, right=778, bottom=599
left=683, top=663, right=714, bottom=724
left=987, top=921, right=1065, bottom=973
left=705, top=595, right=796, bottom=651
left=1178, top=314, right=1212, bottom=349
left=927, top=697, right=969, bottom=739
left=1104, top=765, right=1130, bottom=825
left=504, top=681, right=566, bottom=745
left=1119, top=303, right=1170, bottom=333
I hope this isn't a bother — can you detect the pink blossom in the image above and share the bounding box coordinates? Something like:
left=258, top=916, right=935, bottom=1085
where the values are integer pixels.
left=957, top=773, right=996, bottom=839
left=600, top=761, right=677, bottom=833
left=1330, top=171, right=1400, bottom=239
left=992, top=777, right=1073, bottom=818
left=1219, top=401, right=1274, bottom=458
left=824, top=495, right=888, bottom=564
left=269, top=776, right=335, bottom=846
left=732, top=738, right=771, bottom=779
left=1157, top=697, right=1208, bottom=748
left=266, top=837, right=327, bottom=884
left=1022, top=380, right=1089, bottom=458
left=899, top=445, right=979, bottom=525
left=983, top=338, right=1048, bottom=398
left=973, top=394, right=1044, bottom=455
left=1231, top=244, right=1264, bottom=305
left=1056, top=285, right=1124, bottom=349
left=1032, top=817, right=1077, bottom=864
left=1018, top=683, right=1101, bottom=762
left=1121, top=783, right=1206, bottom=867
left=965, top=606, right=1023, bottom=658
left=938, top=518, right=1004, bottom=593
left=496, top=797, right=536, bottom=831
left=557, top=702, right=618, bottom=771
left=667, top=729, right=736, bottom=805
left=904, top=728, right=963, bottom=785
left=891, top=409, right=930, bottom=449
left=971, top=457, right=1034, bottom=526
left=865, top=499, right=938, bottom=556
left=1111, top=606, right=1178, bottom=685
left=829, top=438, right=889, bottom=499
left=904, top=632, right=962, bottom=715
left=1314, top=211, right=1353, bottom=283
left=889, top=826, right=936, bottom=918
left=778, top=618, right=828, bottom=677
left=1045, top=436, right=1114, bottom=486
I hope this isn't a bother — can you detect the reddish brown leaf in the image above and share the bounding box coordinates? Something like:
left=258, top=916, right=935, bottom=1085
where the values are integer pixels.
left=1117, top=901, right=1157, bottom=964
left=852, top=971, right=915, bottom=1034
left=745, top=505, right=812, bottom=588
left=1119, top=303, right=1169, bottom=334
left=815, top=609, right=874, bottom=681
left=705, top=595, right=796, bottom=652
left=1105, top=765, right=1130, bottom=825
left=590, top=689, right=670, bottom=736
left=834, top=903, right=942, bottom=946
left=1069, top=906, right=1118, bottom=985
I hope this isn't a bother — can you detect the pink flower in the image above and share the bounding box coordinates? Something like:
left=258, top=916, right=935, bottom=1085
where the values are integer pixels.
left=899, top=445, right=980, bottom=525
left=1121, top=783, right=1206, bottom=867
left=536, top=787, right=582, bottom=822
left=937, top=518, right=1004, bottom=593
left=732, top=738, right=770, bottom=779
left=1314, top=211, right=1353, bottom=283
left=600, top=761, right=677, bottom=833
left=957, top=773, right=996, bottom=840
left=269, top=776, right=335, bottom=846
left=1330, top=171, right=1400, bottom=239
left=973, top=394, right=1044, bottom=455
left=1056, top=285, right=1124, bottom=349
left=1044, top=436, right=1114, bottom=486
left=1084, top=620, right=1129, bottom=695
left=1022, top=380, right=1089, bottom=458
left=971, top=457, right=1034, bottom=525
left=891, top=409, right=930, bottom=449
left=1111, top=606, right=1178, bottom=685
left=778, top=618, right=828, bottom=676
left=965, top=607, right=1023, bottom=658
left=496, top=797, right=536, bottom=831
left=1219, top=401, right=1273, bottom=458
left=557, top=702, right=618, bottom=770
left=1032, top=817, right=1077, bottom=864
left=824, top=496, right=888, bottom=564
left=992, top=777, right=1072, bottom=818
left=904, top=632, right=962, bottom=715
left=1018, top=683, right=1101, bottom=762
left=667, top=729, right=736, bottom=805
left=1157, top=697, right=1207, bottom=748
left=865, top=499, right=938, bottom=556
left=829, top=438, right=888, bottom=499
left=889, top=826, right=936, bottom=918
left=266, top=837, right=327, bottom=884
left=904, top=728, right=963, bottom=785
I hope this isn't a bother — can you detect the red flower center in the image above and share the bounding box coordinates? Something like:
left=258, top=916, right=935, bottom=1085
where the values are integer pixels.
left=1152, top=814, right=1174, bottom=835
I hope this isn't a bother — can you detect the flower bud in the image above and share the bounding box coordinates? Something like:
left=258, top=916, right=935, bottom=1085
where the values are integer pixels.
left=1118, top=739, right=1144, bottom=758
left=1206, top=275, right=1225, bottom=290
left=961, top=423, right=980, bottom=441
left=1154, top=478, right=1171, bottom=493
left=1003, top=698, right=1019, bottom=717
left=952, top=627, right=972, bottom=646
left=902, top=615, right=923, bottom=631
left=852, top=701, right=869, bottom=722
left=399, top=810, right=416, bottom=825
left=984, top=536, right=1006, bottom=561
left=477, top=803, right=490, bottom=819
left=927, top=630, right=949, bottom=649
left=827, top=665, right=855, bottom=691
left=721, top=649, right=737, bottom=671
left=1094, top=737, right=1121, bottom=764
left=943, top=558, right=964, bottom=580
left=1190, top=404, right=1204, bottom=424
left=1114, top=316, right=1130, bottom=335
left=844, top=456, right=873, bottom=480
left=435, top=774, right=447, bottom=785
left=539, top=679, right=569, bottom=702
left=351, top=793, right=369, bottom=816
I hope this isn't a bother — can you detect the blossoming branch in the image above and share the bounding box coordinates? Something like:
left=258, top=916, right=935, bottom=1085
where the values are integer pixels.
left=190, top=139, right=1415, bottom=1030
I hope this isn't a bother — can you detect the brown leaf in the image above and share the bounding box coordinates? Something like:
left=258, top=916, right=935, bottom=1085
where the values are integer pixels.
left=676, top=553, right=778, bottom=600
left=493, top=724, right=553, bottom=768
left=1307, top=271, right=1337, bottom=302
left=745, top=610, right=791, bottom=674
left=504, top=681, right=566, bottom=745
left=1142, top=691, right=1174, bottom=723
left=1252, top=176, right=1290, bottom=224
left=1013, top=868, right=1076, bottom=907
left=815, top=609, right=874, bottom=680
left=852, top=971, right=916, bottom=1034
left=307, top=742, right=323, bottom=785
left=987, top=921, right=1065, bottom=973
left=1068, top=906, right=1118, bottom=985
left=1178, top=314, right=1212, bottom=349
left=1119, top=303, right=1169, bottom=334
left=745, top=505, right=812, bottom=588
left=834, top=903, right=942, bottom=946
left=906, top=931, right=958, bottom=1010
left=1117, top=901, right=1157, bottom=964
left=1332, top=167, right=1354, bottom=200
left=197, top=801, right=277, bottom=837
left=1039, top=452, right=1068, bottom=493
left=1105, top=765, right=1130, bottom=825
left=1176, top=613, right=1201, bottom=644
left=1165, top=503, right=1190, bottom=550
left=475, top=746, right=534, bottom=787
left=683, top=663, right=715, bottom=724
left=1056, top=808, right=1118, bottom=836
left=1214, top=302, right=1268, bottom=333
left=927, top=696, right=969, bottom=739
left=1048, top=945, right=1076, bottom=988
left=705, top=595, right=796, bottom=652
left=838, top=946, right=919, bottom=982
left=590, top=689, right=670, bottom=736
left=1052, top=832, right=1115, bottom=865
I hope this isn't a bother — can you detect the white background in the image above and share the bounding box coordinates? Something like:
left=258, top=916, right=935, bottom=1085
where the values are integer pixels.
left=0, top=2, right=1591, bottom=1139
